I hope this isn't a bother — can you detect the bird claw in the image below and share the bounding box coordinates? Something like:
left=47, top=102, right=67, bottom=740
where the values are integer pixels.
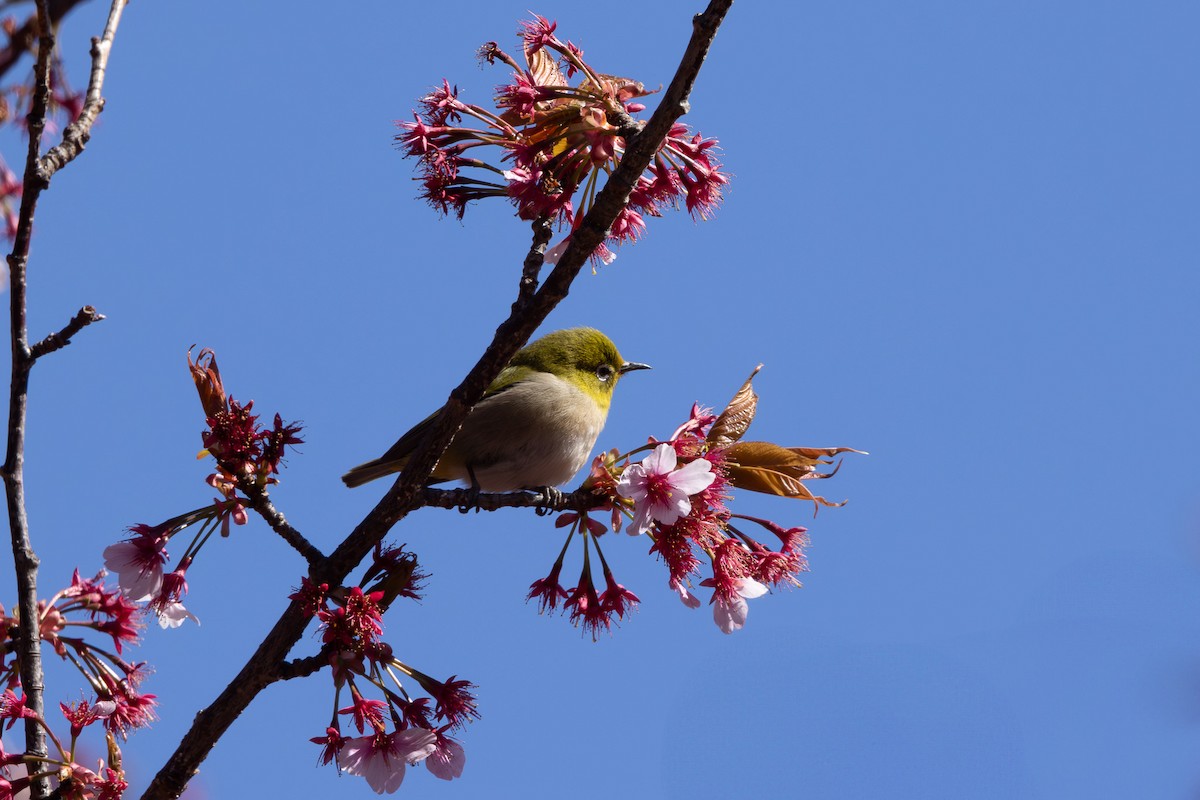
left=533, top=486, right=564, bottom=516
left=456, top=485, right=482, bottom=514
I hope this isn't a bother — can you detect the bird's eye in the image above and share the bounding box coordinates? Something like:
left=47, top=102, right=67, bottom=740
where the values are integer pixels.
left=596, top=364, right=615, bottom=382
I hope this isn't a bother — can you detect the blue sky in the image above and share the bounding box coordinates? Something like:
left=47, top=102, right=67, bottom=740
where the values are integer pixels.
left=1, top=1, right=1197, bottom=797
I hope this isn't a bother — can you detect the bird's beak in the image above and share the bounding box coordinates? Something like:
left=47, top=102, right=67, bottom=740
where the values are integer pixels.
left=619, top=361, right=651, bottom=374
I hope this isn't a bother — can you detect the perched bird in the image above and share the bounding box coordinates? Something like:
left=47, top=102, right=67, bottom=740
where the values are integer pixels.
left=342, top=327, right=649, bottom=491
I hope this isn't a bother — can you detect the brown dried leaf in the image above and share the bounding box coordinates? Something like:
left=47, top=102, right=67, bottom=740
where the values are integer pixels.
left=723, top=441, right=858, bottom=510
left=707, top=364, right=762, bottom=448
left=526, top=45, right=567, bottom=88
left=187, top=346, right=226, bottom=419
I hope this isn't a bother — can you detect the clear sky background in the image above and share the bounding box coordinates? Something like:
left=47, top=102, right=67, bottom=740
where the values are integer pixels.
left=1, top=1, right=1197, bottom=797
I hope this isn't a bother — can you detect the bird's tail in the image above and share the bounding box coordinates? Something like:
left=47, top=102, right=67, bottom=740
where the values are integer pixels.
left=341, top=457, right=405, bottom=488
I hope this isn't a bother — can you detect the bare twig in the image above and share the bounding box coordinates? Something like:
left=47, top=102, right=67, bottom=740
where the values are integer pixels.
left=276, top=645, right=334, bottom=681
left=140, top=4, right=732, bottom=797
left=515, top=215, right=554, bottom=311
left=2, top=3, right=125, bottom=797
left=36, top=0, right=125, bottom=184
left=28, top=304, right=103, bottom=360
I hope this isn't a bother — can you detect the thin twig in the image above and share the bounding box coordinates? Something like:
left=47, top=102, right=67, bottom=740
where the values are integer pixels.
left=514, top=215, right=554, bottom=311
left=139, top=4, right=732, bottom=797
left=29, top=304, right=104, bottom=360
left=36, top=0, right=126, bottom=184
left=275, top=646, right=334, bottom=681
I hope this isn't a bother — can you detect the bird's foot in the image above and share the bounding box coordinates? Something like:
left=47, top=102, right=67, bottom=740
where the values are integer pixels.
left=533, top=486, right=564, bottom=516
left=456, top=485, right=482, bottom=514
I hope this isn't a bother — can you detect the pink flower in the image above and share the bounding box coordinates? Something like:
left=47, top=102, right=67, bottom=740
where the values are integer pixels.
left=103, top=524, right=170, bottom=602
left=427, top=676, right=479, bottom=730
left=617, top=444, right=716, bottom=535
left=340, top=728, right=438, bottom=794
left=526, top=567, right=569, bottom=614
left=339, top=691, right=387, bottom=735
left=100, top=679, right=158, bottom=739
left=93, top=765, right=128, bottom=800
left=317, top=586, right=386, bottom=649
left=598, top=568, right=639, bottom=620
left=711, top=577, right=768, bottom=634
left=154, top=601, right=199, bottom=629
left=519, top=14, right=559, bottom=55
left=670, top=578, right=703, bottom=609
left=60, top=699, right=102, bottom=738
left=425, top=734, right=466, bottom=781
left=311, top=726, right=348, bottom=767
left=149, top=560, right=198, bottom=628
left=0, top=690, right=35, bottom=729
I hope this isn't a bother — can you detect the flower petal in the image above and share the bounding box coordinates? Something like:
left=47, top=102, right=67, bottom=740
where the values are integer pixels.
left=713, top=594, right=748, bottom=634
left=644, top=443, right=677, bottom=474
left=736, top=577, right=769, bottom=599
left=668, top=457, right=716, bottom=496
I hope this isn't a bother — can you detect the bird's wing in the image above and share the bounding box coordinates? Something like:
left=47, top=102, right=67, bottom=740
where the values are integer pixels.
left=376, top=365, right=531, bottom=462
left=342, top=366, right=534, bottom=488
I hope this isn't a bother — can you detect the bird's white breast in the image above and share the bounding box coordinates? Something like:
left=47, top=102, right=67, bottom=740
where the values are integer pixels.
left=447, top=371, right=609, bottom=492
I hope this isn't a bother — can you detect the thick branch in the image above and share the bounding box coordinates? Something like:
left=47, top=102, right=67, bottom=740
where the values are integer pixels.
left=139, top=4, right=732, bottom=797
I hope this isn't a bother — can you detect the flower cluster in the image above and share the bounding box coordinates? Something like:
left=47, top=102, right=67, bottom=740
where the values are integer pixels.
left=0, top=571, right=152, bottom=798
left=190, top=347, right=303, bottom=490
left=394, top=13, right=728, bottom=265
left=100, top=349, right=305, bottom=627
left=295, top=544, right=471, bottom=793
left=102, top=505, right=234, bottom=627
left=530, top=366, right=861, bottom=634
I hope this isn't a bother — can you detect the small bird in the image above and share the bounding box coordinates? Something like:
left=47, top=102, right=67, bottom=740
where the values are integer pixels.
left=342, top=327, right=649, bottom=491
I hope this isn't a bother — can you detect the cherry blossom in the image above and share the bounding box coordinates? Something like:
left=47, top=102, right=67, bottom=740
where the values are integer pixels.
left=339, top=728, right=438, bottom=794
left=616, top=443, right=715, bottom=535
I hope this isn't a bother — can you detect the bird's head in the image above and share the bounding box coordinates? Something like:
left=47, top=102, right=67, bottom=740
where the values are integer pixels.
left=512, top=327, right=650, bottom=409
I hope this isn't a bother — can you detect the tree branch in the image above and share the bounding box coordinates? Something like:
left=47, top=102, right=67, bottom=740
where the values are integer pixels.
left=28, top=304, right=103, bottom=360
left=421, top=485, right=611, bottom=515
left=139, top=3, right=732, bottom=797
left=275, top=645, right=334, bottom=681
left=514, top=215, right=554, bottom=311
left=35, top=0, right=125, bottom=184
left=2, top=3, right=125, bottom=797
left=3, top=2, right=61, bottom=794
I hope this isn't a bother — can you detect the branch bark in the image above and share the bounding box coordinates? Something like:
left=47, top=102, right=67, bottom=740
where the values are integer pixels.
left=2, top=2, right=124, bottom=797
left=140, top=2, right=732, bottom=797
left=421, top=485, right=610, bottom=515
